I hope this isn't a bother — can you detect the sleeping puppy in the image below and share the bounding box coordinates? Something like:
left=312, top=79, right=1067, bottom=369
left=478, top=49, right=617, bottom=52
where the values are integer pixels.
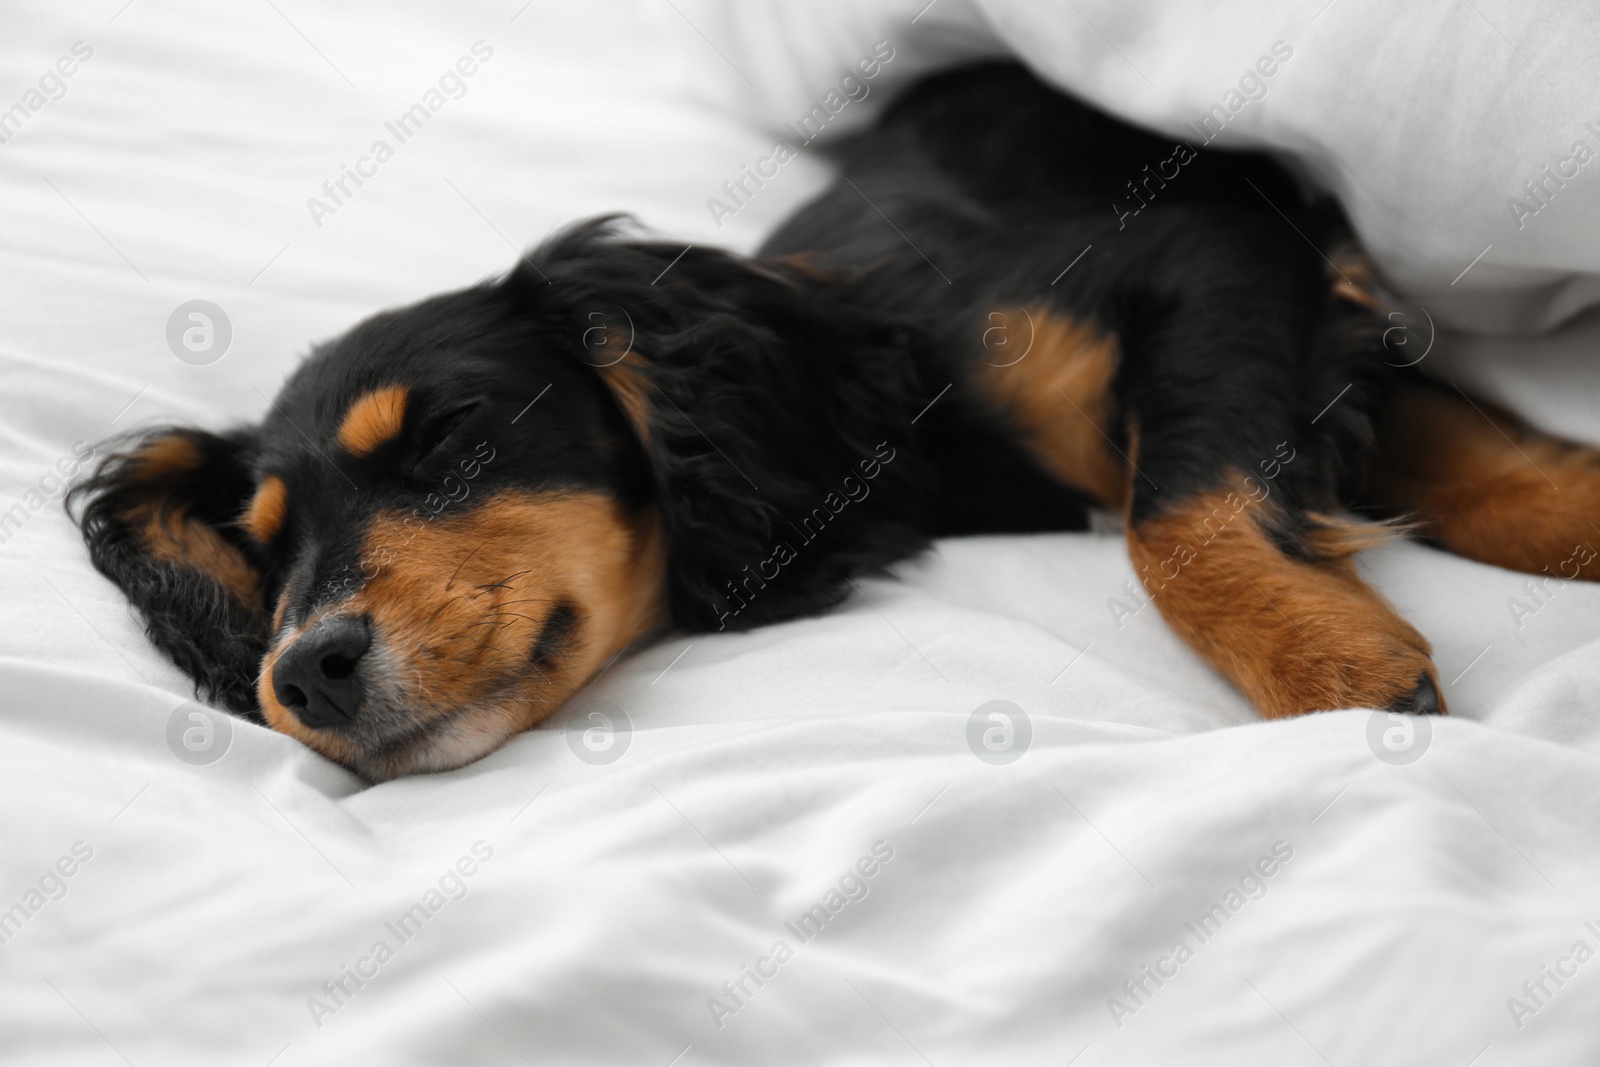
left=72, top=62, right=1600, bottom=779
left=73, top=218, right=933, bottom=779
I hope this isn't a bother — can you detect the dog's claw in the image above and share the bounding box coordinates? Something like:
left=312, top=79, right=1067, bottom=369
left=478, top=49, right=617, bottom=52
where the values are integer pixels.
left=1390, top=672, right=1444, bottom=716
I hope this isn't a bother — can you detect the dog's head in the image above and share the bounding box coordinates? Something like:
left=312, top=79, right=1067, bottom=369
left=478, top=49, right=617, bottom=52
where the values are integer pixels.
left=72, top=218, right=928, bottom=779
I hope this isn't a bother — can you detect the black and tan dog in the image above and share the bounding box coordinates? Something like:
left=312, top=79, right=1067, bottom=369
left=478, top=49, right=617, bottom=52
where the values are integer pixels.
left=72, top=63, right=1600, bottom=779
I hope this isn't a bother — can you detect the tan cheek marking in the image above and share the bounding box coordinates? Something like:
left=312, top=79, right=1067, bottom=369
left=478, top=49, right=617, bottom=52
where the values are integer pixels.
left=337, top=386, right=408, bottom=457
left=971, top=307, right=1129, bottom=508
left=347, top=490, right=666, bottom=727
left=1128, top=476, right=1438, bottom=719
left=271, top=587, right=290, bottom=634
left=241, top=475, right=287, bottom=543
left=125, top=504, right=261, bottom=608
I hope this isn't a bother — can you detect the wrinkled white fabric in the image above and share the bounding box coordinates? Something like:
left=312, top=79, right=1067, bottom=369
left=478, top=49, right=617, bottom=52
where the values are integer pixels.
left=2, top=2, right=1599, bottom=1064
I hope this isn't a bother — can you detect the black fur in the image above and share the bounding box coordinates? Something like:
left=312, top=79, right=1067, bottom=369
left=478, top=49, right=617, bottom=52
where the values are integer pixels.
left=513, top=221, right=940, bottom=631
left=71, top=60, right=1408, bottom=730
left=762, top=61, right=1390, bottom=551
left=69, top=427, right=269, bottom=717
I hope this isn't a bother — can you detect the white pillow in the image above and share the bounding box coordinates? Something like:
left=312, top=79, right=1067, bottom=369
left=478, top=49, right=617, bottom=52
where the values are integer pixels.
left=661, top=0, right=1600, bottom=334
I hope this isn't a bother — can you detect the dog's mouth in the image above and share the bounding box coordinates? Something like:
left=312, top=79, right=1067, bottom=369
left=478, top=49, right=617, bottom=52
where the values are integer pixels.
left=256, top=618, right=586, bottom=781
left=299, top=694, right=534, bottom=781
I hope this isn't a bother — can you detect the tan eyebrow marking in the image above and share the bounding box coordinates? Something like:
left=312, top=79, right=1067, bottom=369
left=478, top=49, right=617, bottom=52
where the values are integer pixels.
left=337, top=386, right=408, bottom=456
left=241, top=475, right=288, bottom=543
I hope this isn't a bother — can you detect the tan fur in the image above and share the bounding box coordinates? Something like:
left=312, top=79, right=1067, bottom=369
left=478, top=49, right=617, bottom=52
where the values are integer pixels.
left=241, top=475, right=287, bottom=543
left=127, top=504, right=261, bottom=608
left=1302, top=512, right=1407, bottom=559
left=337, top=386, right=408, bottom=456
left=1368, top=385, right=1600, bottom=579
left=971, top=307, right=1129, bottom=507
left=132, top=435, right=202, bottom=479
left=256, top=490, right=666, bottom=767
left=1129, top=476, right=1440, bottom=718
left=1329, top=244, right=1383, bottom=309
left=580, top=317, right=652, bottom=448
left=596, top=354, right=653, bottom=449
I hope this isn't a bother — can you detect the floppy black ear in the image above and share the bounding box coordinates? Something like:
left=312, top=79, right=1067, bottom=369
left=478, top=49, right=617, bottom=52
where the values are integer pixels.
left=516, top=217, right=936, bottom=632
left=68, top=427, right=270, bottom=718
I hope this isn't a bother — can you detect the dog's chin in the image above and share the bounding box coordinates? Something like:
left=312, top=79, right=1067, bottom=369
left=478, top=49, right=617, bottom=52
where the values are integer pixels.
left=295, top=703, right=526, bottom=782
left=373, top=718, right=521, bottom=781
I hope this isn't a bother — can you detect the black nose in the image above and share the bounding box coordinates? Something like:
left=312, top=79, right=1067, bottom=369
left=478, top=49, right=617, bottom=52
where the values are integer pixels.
left=272, top=615, right=371, bottom=728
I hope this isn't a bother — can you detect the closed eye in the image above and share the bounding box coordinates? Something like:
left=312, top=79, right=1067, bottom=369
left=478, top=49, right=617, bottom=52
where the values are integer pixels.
left=414, top=402, right=480, bottom=465
left=529, top=602, right=579, bottom=667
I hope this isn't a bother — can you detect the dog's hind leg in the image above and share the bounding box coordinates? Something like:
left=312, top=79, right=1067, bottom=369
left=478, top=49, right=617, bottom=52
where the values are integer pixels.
left=964, top=213, right=1445, bottom=719
left=1106, top=226, right=1443, bottom=719
left=971, top=305, right=1445, bottom=717
left=1124, top=473, right=1442, bottom=718
left=1364, top=380, right=1600, bottom=579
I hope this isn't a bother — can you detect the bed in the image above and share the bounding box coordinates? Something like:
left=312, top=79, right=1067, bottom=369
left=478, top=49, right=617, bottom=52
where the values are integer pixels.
left=4, top=0, right=1600, bottom=1062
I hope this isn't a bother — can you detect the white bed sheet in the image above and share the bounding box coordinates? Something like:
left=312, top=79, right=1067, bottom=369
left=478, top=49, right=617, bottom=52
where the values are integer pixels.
left=3, top=2, right=1600, bottom=1064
